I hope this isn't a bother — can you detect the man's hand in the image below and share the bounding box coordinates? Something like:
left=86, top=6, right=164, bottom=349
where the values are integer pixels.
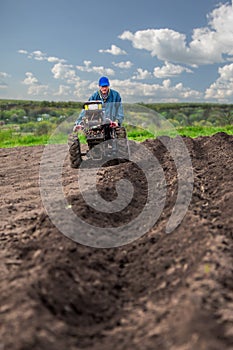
left=110, top=120, right=118, bottom=128
left=73, top=124, right=83, bottom=132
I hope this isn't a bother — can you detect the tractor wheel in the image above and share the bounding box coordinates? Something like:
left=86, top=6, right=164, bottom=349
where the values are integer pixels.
left=69, top=137, right=82, bottom=168
left=116, top=127, right=130, bottom=160
left=116, top=126, right=127, bottom=139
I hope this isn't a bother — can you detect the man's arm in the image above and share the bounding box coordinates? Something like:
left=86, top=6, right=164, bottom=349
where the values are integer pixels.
left=74, top=108, right=85, bottom=125
left=114, top=92, right=124, bottom=125
left=116, top=101, right=124, bottom=125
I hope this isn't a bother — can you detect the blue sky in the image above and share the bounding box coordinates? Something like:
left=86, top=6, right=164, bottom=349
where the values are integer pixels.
left=1, top=0, right=233, bottom=103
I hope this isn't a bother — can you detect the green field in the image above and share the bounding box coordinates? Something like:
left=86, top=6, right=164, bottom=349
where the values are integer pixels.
left=0, top=99, right=232, bottom=148
left=0, top=125, right=233, bottom=148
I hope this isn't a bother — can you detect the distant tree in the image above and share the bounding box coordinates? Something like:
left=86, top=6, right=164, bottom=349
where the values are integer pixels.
left=34, top=121, right=54, bottom=136
left=20, top=122, right=36, bottom=133
left=220, top=108, right=233, bottom=125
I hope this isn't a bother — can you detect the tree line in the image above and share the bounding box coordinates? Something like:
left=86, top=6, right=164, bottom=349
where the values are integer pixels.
left=1, top=99, right=233, bottom=127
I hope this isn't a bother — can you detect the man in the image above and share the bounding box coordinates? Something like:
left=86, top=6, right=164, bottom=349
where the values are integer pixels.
left=73, top=76, right=124, bottom=131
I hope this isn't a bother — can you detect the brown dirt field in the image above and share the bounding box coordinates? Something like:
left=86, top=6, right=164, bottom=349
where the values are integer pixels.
left=0, top=132, right=233, bottom=350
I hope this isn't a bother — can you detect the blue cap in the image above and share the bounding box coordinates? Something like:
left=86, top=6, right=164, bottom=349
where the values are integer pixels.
left=99, top=76, right=110, bottom=87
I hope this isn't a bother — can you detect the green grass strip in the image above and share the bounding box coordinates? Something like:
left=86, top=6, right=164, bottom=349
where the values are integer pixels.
left=0, top=125, right=232, bottom=148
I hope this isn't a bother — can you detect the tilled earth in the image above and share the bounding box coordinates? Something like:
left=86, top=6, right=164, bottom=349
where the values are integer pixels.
left=0, top=132, right=233, bottom=350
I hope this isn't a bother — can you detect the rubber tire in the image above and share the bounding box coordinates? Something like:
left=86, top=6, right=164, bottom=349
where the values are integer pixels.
left=116, top=126, right=127, bottom=139
left=116, top=127, right=130, bottom=160
left=69, top=138, right=82, bottom=168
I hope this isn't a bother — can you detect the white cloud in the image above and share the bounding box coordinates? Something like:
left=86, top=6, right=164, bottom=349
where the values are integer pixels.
left=27, top=84, right=49, bottom=96
left=28, top=50, right=47, bottom=61
left=54, top=85, right=71, bottom=96
left=162, top=79, right=171, bottom=88
left=76, top=60, right=115, bottom=76
left=218, top=63, right=233, bottom=81
left=119, top=28, right=192, bottom=63
left=107, top=78, right=201, bottom=103
left=47, top=56, right=66, bottom=63
left=22, top=72, right=49, bottom=96
left=73, top=80, right=93, bottom=100
left=18, top=49, right=66, bottom=64
left=18, top=49, right=28, bottom=55
left=207, top=1, right=233, bottom=55
left=99, top=44, right=127, bottom=55
left=76, top=60, right=92, bottom=72
left=51, top=63, right=78, bottom=83
left=22, top=72, right=39, bottom=85
left=112, top=61, right=133, bottom=69
left=0, top=72, right=11, bottom=89
left=0, top=72, right=11, bottom=78
left=205, top=62, right=233, bottom=101
left=92, top=66, right=115, bottom=76
left=72, top=77, right=202, bottom=103
left=132, top=68, right=152, bottom=80
left=153, top=61, right=193, bottom=78
left=119, top=2, right=233, bottom=66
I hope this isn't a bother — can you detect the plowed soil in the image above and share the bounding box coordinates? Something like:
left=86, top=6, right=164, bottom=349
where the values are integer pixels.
left=0, top=132, right=233, bottom=350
